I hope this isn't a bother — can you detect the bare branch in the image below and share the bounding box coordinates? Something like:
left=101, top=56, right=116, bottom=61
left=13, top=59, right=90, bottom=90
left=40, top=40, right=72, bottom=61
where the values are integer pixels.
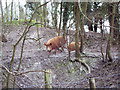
left=0, top=64, right=51, bottom=76
left=0, top=64, right=15, bottom=76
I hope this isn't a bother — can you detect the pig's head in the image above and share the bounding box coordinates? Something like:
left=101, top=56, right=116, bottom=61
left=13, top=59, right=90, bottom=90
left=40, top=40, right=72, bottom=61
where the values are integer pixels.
left=44, top=43, right=52, bottom=52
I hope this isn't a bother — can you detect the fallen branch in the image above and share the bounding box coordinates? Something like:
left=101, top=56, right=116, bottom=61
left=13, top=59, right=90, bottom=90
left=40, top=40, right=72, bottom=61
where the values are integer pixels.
left=0, top=64, right=15, bottom=76
left=0, top=64, right=51, bottom=76
left=80, top=52, right=100, bottom=58
left=26, top=37, right=45, bottom=41
left=70, top=58, right=91, bottom=73
left=16, top=70, right=52, bottom=76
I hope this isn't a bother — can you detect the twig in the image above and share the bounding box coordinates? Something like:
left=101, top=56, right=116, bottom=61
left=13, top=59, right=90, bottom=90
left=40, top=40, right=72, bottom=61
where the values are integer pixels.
left=0, top=64, right=15, bottom=76
left=13, top=35, right=26, bottom=88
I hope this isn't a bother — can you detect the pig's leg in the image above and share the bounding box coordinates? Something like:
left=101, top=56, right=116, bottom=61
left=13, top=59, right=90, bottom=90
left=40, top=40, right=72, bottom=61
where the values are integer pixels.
left=61, top=46, right=64, bottom=51
left=48, top=50, right=51, bottom=55
left=55, top=48, right=57, bottom=54
left=60, top=45, right=65, bottom=52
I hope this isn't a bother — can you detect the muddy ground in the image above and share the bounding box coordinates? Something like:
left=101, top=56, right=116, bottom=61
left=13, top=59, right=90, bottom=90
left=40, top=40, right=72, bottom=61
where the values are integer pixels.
left=0, top=25, right=119, bottom=88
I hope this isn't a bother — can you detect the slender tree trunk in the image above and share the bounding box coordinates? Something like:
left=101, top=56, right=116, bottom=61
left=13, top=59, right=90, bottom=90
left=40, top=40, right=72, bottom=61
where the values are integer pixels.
left=6, top=0, right=8, bottom=22
left=36, top=19, right=41, bottom=49
left=24, top=3, right=27, bottom=23
left=80, top=2, right=88, bottom=53
left=14, top=3, right=17, bottom=20
left=113, top=3, right=119, bottom=42
left=58, top=2, right=62, bottom=36
left=62, top=2, right=69, bottom=40
left=68, top=18, right=73, bottom=60
left=55, top=2, right=58, bottom=30
left=105, top=3, right=116, bottom=62
left=0, top=0, right=4, bottom=23
left=94, top=17, right=98, bottom=32
left=89, top=23, right=93, bottom=31
left=63, top=23, right=66, bottom=40
left=39, top=2, right=42, bottom=27
left=10, top=0, right=13, bottom=23
left=68, top=29, right=71, bottom=60
left=18, top=1, right=21, bottom=24
left=43, top=0, right=47, bottom=28
left=100, top=17, right=105, bottom=61
left=74, top=2, right=80, bottom=58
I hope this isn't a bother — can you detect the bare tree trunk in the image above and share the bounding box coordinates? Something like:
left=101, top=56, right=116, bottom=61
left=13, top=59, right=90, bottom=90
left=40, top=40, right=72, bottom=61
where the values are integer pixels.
left=0, top=0, right=4, bottom=23
left=14, top=3, right=17, bottom=20
left=18, top=1, right=21, bottom=24
left=113, top=3, right=119, bottom=42
left=55, top=2, right=58, bottom=30
left=39, top=2, right=43, bottom=27
left=10, top=0, right=13, bottom=23
left=100, top=17, right=105, bottom=61
left=68, top=29, right=71, bottom=60
left=105, top=3, right=116, bottom=62
left=74, top=2, right=80, bottom=58
left=36, top=19, right=41, bottom=49
left=88, top=23, right=93, bottom=31
left=43, top=0, right=47, bottom=28
left=24, top=3, right=27, bottom=23
left=6, top=0, right=8, bottom=22
left=80, top=2, right=88, bottom=53
left=58, top=2, right=62, bottom=36
left=94, top=17, right=98, bottom=32
left=62, top=2, right=69, bottom=40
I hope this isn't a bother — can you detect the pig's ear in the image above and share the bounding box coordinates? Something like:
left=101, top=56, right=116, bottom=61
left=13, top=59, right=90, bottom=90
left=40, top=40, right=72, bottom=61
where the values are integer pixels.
left=65, top=40, right=67, bottom=43
left=49, top=43, right=52, bottom=45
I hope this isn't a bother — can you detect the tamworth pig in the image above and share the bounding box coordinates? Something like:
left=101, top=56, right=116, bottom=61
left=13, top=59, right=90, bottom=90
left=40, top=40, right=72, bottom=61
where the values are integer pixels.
left=67, top=42, right=81, bottom=52
left=44, top=36, right=66, bottom=55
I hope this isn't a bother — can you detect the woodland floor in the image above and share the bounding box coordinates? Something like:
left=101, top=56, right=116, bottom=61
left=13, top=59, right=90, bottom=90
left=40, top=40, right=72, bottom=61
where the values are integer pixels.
left=0, top=25, right=119, bottom=88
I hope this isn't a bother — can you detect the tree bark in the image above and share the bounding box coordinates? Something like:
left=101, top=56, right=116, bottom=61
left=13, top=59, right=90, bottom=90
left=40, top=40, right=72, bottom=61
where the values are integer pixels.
left=0, top=0, right=4, bottom=23
left=113, top=3, right=119, bottom=41
left=100, top=17, right=104, bottom=61
left=36, top=19, right=41, bottom=49
left=89, top=23, right=93, bottom=31
left=105, top=3, right=116, bottom=62
left=58, top=2, right=62, bottom=36
left=24, top=2, right=27, bottom=23
left=43, top=0, right=47, bottom=28
left=80, top=2, right=88, bottom=53
left=18, top=1, right=21, bottom=24
left=10, top=0, right=13, bottom=23
left=63, top=2, right=69, bottom=40
left=6, top=0, right=8, bottom=22
left=74, top=2, right=80, bottom=58
left=94, top=17, right=98, bottom=32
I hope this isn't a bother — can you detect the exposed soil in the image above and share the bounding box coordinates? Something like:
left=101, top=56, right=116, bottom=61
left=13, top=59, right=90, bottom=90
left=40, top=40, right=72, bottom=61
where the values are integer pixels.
left=1, top=25, right=119, bottom=88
